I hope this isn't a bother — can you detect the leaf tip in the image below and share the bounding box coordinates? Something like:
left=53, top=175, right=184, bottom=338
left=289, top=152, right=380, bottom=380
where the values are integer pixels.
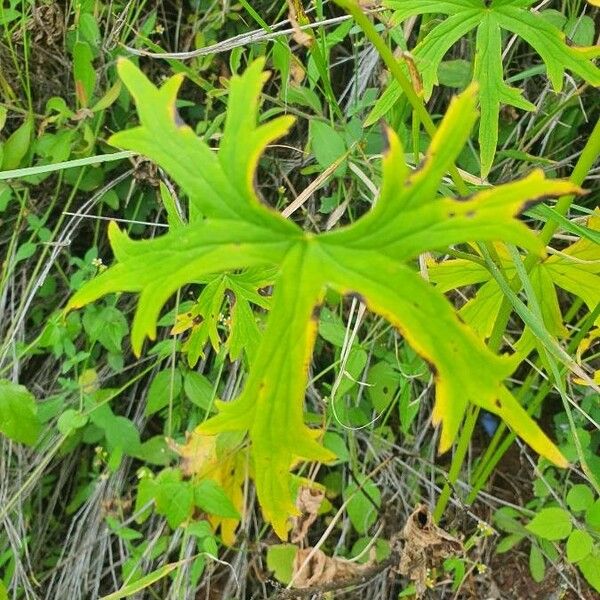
left=107, top=219, right=121, bottom=238
left=436, top=431, right=452, bottom=455
left=131, top=334, right=145, bottom=359
left=106, top=131, right=126, bottom=149
left=555, top=454, right=570, bottom=469
left=251, top=55, right=267, bottom=73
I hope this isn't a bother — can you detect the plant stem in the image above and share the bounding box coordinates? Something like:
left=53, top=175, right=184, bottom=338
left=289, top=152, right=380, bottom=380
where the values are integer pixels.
left=334, top=0, right=469, bottom=195
left=488, top=117, right=600, bottom=350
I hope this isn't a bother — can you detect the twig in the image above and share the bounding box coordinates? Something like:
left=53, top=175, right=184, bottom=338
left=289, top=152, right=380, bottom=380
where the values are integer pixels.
left=121, top=14, right=361, bottom=60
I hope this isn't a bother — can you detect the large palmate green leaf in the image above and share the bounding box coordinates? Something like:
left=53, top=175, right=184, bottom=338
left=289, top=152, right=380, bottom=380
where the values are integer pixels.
left=67, top=59, right=575, bottom=539
left=201, top=245, right=336, bottom=531
left=367, top=0, right=600, bottom=176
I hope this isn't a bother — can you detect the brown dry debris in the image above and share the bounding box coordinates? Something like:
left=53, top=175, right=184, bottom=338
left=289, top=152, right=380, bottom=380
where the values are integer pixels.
left=131, top=156, right=160, bottom=187
left=291, top=486, right=325, bottom=543
left=287, top=0, right=313, bottom=48
left=395, top=504, right=464, bottom=596
left=13, top=4, right=65, bottom=46
left=291, top=546, right=376, bottom=589
left=272, top=505, right=466, bottom=598
left=358, top=0, right=382, bottom=9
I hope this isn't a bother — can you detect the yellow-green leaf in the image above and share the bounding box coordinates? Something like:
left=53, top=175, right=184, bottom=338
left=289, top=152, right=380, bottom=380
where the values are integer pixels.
left=67, top=61, right=572, bottom=539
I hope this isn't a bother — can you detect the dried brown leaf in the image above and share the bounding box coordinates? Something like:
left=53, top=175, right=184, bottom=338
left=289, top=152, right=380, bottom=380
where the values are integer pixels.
left=292, top=547, right=375, bottom=589
left=396, top=505, right=463, bottom=596
left=291, top=486, right=325, bottom=543
left=287, top=0, right=313, bottom=47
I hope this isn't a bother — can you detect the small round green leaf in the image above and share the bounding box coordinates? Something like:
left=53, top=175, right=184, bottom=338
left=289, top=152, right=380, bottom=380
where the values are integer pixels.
left=566, top=530, right=592, bottom=563
left=323, top=431, right=349, bottom=463
left=343, top=477, right=380, bottom=534
left=566, top=484, right=594, bottom=512
left=194, top=480, right=239, bottom=519
left=351, top=537, right=391, bottom=563
left=585, top=499, right=600, bottom=532
left=309, top=120, right=347, bottom=177
left=154, top=470, right=193, bottom=528
left=134, top=435, right=175, bottom=466
left=145, top=369, right=182, bottom=416
left=526, top=507, right=572, bottom=541
left=57, top=409, right=88, bottom=436
left=579, top=551, right=600, bottom=593
left=0, top=380, right=41, bottom=445
left=529, top=543, right=545, bottom=583
left=104, top=416, right=141, bottom=455
left=184, top=371, right=213, bottom=410
left=496, top=533, right=524, bottom=554
left=267, top=544, right=298, bottom=584
left=366, top=361, right=400, bottom=413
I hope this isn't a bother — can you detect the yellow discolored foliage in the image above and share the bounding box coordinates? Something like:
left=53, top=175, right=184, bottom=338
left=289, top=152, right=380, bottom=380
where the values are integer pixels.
left=169, top=432, right=246, bottom=546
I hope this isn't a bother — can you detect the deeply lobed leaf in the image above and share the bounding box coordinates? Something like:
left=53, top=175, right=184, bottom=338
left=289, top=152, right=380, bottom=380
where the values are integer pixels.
left=67, top=60, right=575, bottom=539
left=370, top=0, right=600, bottom=176
left=109, top=58, right=296, bottom=225
left=200, top=246, right=336, bottom=538
left=314, top=244, right=567, bottom=463
left=66, top=220, right=295, bottom=354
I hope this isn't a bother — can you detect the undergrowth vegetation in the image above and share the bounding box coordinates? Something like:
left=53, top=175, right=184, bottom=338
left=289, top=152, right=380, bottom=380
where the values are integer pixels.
left=0, top=1, right=599, bottom=598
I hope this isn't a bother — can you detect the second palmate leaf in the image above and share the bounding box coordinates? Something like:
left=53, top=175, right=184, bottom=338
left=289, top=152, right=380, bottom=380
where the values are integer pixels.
left=367, top=0, right=600, bottom=177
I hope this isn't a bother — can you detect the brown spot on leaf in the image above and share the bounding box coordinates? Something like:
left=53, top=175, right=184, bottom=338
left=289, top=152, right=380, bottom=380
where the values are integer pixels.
left=380, top=122, right=391, bottom=155
left=311, top=304, right=322, bottom=321
left=495, top=398, right=502, bottom=409
left=520, top=197, right=548, bottom=214
left=456, top=193, right=474, bottom=203
left=517, top=191, right=587, bottom=216
left=423, top=358, right=438, bottom=379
